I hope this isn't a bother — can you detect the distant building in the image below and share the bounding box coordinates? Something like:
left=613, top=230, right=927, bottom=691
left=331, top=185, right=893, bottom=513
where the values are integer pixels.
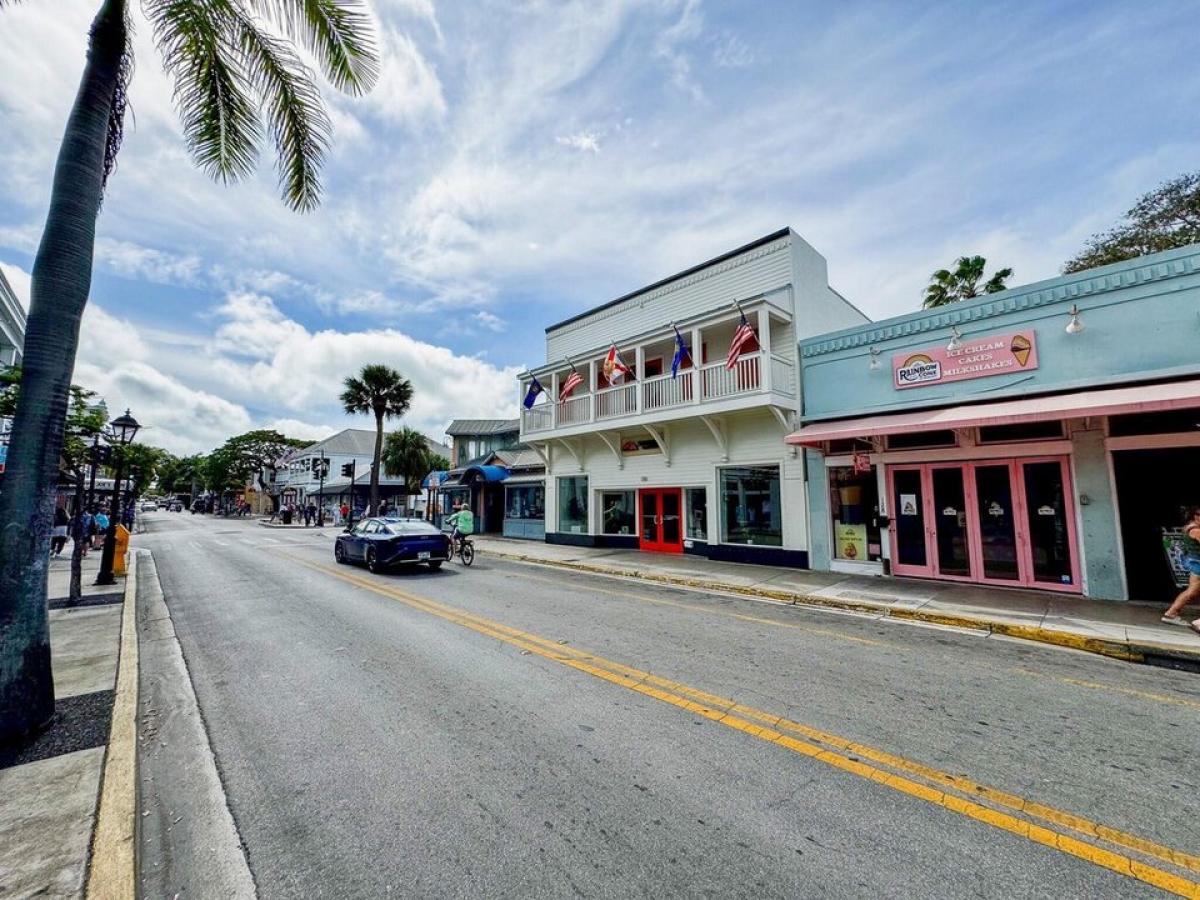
left=265, top=428, right=450, bottom=516
left=0, top=267, right=27, bottom=477
left=444, top=419, right=520, bottom=467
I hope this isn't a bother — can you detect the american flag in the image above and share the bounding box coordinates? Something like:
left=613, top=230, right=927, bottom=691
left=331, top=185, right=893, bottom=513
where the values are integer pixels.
left=559, top=369, right=584, bottom=402
left=725, top=313, right=756, bottom=370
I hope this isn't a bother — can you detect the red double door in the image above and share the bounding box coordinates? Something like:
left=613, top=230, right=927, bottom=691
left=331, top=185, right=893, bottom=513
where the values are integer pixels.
left=888, top=457, right=1080, bottom=592
left=638, top=488, right=683, bottom=553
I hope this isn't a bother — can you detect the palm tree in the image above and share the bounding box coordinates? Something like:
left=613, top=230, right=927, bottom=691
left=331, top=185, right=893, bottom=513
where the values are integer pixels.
left=922, top=256, right=1013, bottom=309
left=0, top=0, right=379, bottom=742
left=382, top=427, right=435, bottom=508
left=340, top=366, right=413, bottom=516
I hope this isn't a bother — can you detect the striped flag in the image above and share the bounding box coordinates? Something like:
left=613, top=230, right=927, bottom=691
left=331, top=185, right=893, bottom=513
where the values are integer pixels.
left=725, top=312, right=756, bottom=370
left=602, top=345, right=632, bottom=386
left=559, top=369, right=584, bottom=402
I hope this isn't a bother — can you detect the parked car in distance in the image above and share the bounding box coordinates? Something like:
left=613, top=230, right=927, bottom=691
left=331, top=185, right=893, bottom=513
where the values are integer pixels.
left=140, top=500, right=158, bottom=512
left=169, top=500, right=183, bottom=512
left=334, top=517, right=451, bottom=573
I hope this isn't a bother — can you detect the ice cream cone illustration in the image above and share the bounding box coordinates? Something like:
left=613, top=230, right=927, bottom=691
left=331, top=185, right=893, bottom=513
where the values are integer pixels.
left=1011, top=334, right=1032, bottom=367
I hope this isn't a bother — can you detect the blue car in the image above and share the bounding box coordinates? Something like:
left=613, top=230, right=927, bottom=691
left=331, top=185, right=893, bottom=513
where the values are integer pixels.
left=334, top=517, right=452, bottom=573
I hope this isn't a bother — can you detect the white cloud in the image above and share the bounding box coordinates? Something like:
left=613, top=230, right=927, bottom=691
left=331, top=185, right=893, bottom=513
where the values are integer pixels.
left=556, top=131, right=601, bottom=153
left=711, top=32, right=754, bottom=68
left=472, top=310, right=506, bottom=332
left=354, top=28, right=446, bottom=126
left=96, top=239, right=204, bottom=285
left=264, top=418, right=338, bottom=442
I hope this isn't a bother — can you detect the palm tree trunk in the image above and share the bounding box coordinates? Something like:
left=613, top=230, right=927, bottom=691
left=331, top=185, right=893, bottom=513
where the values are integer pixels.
left=0, top=0, right=127, bottom=743
left=370, top=413, right=383, bottom=515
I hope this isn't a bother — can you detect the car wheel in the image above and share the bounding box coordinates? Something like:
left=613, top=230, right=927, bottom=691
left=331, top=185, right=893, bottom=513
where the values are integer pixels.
left=334, top=543, right=347, bottom=565
left=427, top=560, right=443, bottom=571
left=366, top=546, right=381, bottom=574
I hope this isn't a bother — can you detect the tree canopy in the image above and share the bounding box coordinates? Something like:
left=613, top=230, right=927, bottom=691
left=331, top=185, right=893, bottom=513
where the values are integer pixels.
left=922, top=256, right=1013, bottom=309
left=382, top=427, right=436, bottom=493
left=1064, top=171, right=1200, bottom=273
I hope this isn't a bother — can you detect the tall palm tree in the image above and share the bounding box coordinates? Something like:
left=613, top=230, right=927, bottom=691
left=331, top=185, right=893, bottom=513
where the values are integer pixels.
left=922, top=256, right=1013, bottom=309
left=382, top=426, right=434, bottom=502
left=340, top=366, right=413, bottom=516
left=0, top=0, right=379, bottom=742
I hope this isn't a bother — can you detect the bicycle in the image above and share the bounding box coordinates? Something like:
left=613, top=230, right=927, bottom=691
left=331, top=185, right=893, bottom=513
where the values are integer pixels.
left=453, top=534, right=475, bottom=567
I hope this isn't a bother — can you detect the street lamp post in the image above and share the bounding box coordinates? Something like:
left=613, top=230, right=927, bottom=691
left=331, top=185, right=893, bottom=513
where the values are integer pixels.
left=95, top=409, right=140, bottom=586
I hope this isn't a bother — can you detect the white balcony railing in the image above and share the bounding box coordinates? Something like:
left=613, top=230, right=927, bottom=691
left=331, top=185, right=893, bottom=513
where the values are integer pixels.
left=770, top=354, right=795, bottom=394
left=522, top=404, right=553, bottom=433
left=559, top=393, right=591, bottom=426
left=700, top=353, right=761, bottom=401
left=642, top=369, right=694, bottom=412
left=595, top=382, right=637, bottom=420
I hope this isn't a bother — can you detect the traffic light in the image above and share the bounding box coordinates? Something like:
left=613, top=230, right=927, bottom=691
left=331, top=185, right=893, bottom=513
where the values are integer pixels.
left=341, top=463, right=354, bottom=478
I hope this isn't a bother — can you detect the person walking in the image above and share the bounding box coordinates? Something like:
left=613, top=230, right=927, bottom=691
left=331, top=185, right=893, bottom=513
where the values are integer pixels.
left=305, top=501, right=317, bottom=526
left=339, top=502, right=349, bottom=525
left=51, top=506, right=70, bottom=556
left=93, top=508, right=110, bottom=550
left=1163, top=506, right=1200, bottom=632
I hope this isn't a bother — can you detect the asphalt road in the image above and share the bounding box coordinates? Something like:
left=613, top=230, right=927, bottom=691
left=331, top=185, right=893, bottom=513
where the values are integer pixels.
left=136, top=512, right=1200, bottom=899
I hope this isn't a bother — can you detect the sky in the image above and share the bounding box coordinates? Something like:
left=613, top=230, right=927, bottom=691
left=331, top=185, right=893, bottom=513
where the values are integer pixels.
left=1, top=0, right=1198, bottom=455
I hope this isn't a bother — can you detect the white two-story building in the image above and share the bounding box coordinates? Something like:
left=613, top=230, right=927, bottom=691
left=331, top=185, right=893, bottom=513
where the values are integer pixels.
left=517, top=228, right=866, bottom=566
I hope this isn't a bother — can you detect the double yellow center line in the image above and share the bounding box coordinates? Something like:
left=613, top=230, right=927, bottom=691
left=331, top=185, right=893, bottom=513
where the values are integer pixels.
left=286, top=552, right=1200, bottom=897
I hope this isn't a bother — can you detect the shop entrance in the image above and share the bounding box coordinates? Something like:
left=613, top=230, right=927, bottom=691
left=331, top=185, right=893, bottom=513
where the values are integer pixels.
left=639, top=488, right=683, bottom=553
left=1113, top=448, right=1200, bottom=601
left=888, top=457, right=1079, bottom=591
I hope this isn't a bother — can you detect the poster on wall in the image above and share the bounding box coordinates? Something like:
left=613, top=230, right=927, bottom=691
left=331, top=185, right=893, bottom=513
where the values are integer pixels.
left=893, top=330, right=1038, bottom=390
left=836, top=523, right=868, bottom=561
left=899, top=494, right=918, bottom=516
left=1162, top=529, right=1192, bottom=589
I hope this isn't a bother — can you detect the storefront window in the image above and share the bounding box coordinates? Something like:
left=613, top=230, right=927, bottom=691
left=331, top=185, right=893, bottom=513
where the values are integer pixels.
left=601, top=491, right=636, bottom=534
left=686, top=487, right=707, bottom=541
left=558, top=477, right=588, bottom=533
left=505, top=484, right=544, bottom=520
left=828, top=466, right=881, bottom=562
left=720, top=466, right=782, bottom=546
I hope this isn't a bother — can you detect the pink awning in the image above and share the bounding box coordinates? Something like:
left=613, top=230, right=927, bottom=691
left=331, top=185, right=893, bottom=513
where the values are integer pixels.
left=787, top=378, right=1200, bottom=447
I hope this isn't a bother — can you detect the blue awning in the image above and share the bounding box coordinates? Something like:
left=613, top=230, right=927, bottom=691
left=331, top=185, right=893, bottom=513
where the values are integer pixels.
left=464, top=464, right=510, bottom=483
left=421, top=470, right=450, bottom=489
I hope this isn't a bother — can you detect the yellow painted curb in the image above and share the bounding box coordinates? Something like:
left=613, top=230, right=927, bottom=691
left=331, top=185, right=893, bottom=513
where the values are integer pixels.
left=86, top=551, right=139, bottom=900
left=481, top=547, right=1197, bottom=668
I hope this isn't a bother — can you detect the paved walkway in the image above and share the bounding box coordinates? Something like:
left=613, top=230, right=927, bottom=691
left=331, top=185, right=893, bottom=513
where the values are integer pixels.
left=473, top=536, right=1200, bottom=667
left=0, top=551, right=125, bottom=899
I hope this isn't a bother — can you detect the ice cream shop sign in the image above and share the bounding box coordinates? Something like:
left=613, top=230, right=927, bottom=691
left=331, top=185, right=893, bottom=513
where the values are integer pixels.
left=893, top=330, right=1038, bottom=390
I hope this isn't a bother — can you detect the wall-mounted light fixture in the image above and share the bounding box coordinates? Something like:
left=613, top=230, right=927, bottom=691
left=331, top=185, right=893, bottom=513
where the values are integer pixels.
left=868, top=347, right=881, bottom=371
left=946, top=327, right=963, bottom=352
left=1065, top=304, right=1084, bottom=335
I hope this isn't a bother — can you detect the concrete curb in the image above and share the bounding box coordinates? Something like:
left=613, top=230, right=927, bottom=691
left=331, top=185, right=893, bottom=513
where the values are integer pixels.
left=481, top=548, right=1200, bottom=671
left=86, top=551, right=139, bottom=899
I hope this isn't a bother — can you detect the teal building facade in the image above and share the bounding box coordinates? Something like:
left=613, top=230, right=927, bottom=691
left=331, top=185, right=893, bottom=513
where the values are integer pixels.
left=790, top=244, right=1200, bottom=602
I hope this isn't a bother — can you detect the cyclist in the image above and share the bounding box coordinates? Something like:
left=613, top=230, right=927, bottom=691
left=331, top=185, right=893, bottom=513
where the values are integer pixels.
left=446, top=501, right=474, bottom=555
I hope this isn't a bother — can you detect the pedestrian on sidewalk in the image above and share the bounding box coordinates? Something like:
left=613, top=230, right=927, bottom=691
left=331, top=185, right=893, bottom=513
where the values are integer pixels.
left=51, top=506, right=69, bottom=555
left=1163, top=506, right=1200, bottom=628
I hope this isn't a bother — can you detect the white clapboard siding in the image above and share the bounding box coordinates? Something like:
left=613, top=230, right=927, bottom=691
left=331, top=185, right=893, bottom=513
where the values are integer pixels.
left=540, top=409, right=808, bottom=550
left=547, top=236, right=795, bottom=361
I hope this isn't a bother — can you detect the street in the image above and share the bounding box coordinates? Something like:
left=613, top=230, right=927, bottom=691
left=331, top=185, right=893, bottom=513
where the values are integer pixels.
left=136, top=511, right=1200, bottom=899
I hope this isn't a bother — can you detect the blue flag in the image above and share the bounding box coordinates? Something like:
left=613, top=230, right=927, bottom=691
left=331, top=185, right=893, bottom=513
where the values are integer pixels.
left=671, top=330, right=690, bottom=379
left=523, top=376, right=545, bottom=409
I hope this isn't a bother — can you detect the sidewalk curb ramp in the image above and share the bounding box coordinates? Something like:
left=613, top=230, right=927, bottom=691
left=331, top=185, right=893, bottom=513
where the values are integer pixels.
left=484, top=548, right=1200, bottom=673
left=86, top=551, right=139, bottom=899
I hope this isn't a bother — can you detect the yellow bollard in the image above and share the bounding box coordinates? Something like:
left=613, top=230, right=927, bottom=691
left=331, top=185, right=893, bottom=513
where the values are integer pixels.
left=113, top=525, right=130, bottom=577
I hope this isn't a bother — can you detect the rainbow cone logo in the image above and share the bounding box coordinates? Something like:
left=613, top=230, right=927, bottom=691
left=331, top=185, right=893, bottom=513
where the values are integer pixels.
left=1010, top=334, right=1032, bottom=367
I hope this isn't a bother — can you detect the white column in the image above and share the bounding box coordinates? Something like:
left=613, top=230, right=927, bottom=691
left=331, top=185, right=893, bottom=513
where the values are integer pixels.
left=758, top=307, right=772, bottom=393
left=635, top=345, right=645, bottom=414
left=551, top=371, right=560, bottom=428
left=691, top=326, right=703, bottom=404
left=588, top=360, right=597, bottom=422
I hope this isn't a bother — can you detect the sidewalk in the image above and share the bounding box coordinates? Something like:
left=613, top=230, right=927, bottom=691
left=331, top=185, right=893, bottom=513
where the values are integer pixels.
left=473, top=536, right=1200, bottom=670
left=0, top=550, right=137, bottom=898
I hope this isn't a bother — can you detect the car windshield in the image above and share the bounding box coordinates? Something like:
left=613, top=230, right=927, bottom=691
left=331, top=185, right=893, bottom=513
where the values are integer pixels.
left=380, top=519, right=441, bottom=536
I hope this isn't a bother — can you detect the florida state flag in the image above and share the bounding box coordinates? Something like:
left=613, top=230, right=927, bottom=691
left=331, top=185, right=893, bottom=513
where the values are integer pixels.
left=602, top=345, right=632, bottom=386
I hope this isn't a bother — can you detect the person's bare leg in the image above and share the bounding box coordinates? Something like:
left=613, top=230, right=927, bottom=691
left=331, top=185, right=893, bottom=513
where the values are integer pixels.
left=1165, top=576, right=1200, bottom=618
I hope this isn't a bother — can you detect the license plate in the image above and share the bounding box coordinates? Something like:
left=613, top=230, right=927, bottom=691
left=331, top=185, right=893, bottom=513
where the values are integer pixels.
left=417, top=551, right=430, bottom=560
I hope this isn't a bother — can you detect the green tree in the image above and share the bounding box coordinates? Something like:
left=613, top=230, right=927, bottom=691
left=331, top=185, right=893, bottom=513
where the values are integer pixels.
left=427, top=453, right=450, bottom=473
left=922, top=256, right=1013, bottom=309
left=382, top=427, right=435, bottom=497
left=1064, top=171, right=1200, bottom=273
left=0, top=0, right=379, bottom=741
left=340, top=365, right=413, bottom=515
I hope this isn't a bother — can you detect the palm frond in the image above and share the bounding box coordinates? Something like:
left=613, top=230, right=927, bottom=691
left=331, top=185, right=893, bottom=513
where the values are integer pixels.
left=227, top=8, right=330, bottom=211
left=145, top=0, right=261, bottom=184
left=252, top=0, right=379, bottom=95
